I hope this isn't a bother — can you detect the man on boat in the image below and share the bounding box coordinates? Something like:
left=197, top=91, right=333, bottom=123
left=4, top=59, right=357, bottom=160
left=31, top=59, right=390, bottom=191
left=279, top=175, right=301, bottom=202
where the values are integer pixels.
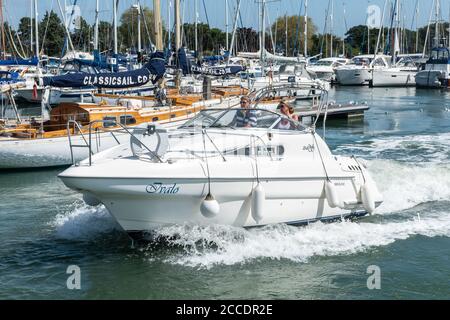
left=236, top=96, right=258, bottom=128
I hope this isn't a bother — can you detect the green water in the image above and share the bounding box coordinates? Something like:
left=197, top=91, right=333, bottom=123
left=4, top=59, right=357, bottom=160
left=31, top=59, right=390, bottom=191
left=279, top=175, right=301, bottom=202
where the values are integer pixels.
left=1, top=87, right=450, bottom=299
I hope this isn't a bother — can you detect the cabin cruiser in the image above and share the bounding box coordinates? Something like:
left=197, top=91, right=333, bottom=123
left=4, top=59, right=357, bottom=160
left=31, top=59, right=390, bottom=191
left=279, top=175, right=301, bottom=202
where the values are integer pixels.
left=248, top=64, right=330, bottom=94
left=415, top=47, right=450, bottom=88
left=306, top=57, right=351, bottom=82
left=371, top=56, right=420, bottom=87
left=59, top=102, right=383, bottom=234
left=335, top=55, right=391, bottom=86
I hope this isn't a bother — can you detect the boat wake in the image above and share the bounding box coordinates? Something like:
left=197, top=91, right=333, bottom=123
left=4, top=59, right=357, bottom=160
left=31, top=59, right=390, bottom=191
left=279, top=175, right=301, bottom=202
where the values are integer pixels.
left=368, top=159, right=450, bottom=214
left=153, top=208, right=450, bottom=269
left=50, top=201, right=120, bottom=241
left=49, top=155, right=450, bottom=266
left=334, top=132, right=450, bottom=163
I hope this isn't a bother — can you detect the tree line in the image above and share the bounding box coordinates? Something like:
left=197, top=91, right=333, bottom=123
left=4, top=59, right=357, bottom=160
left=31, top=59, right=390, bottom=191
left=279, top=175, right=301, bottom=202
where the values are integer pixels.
left=1, top=5, right=444, bottom=59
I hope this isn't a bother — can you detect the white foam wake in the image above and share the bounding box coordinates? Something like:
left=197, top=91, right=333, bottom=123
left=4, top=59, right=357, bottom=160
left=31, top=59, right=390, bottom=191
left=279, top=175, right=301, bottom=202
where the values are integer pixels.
left=335, top=132, right=450, bottom=163
left=50, top=202, right=119, bottom=240
left=367, top=159, right=450, bottom=213
left=157, top=211, right=450, bottom=269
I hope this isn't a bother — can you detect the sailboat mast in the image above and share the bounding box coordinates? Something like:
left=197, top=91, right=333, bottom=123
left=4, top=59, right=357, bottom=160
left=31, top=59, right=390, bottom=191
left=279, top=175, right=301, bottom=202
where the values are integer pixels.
left=260, top=0, right=266, bottom=75
left=137, top=0, right=141, bottom=52
left=228, top=0, right=241, bottom=58
left=194, top=0, right=198, bottom=53
left=330, top=0, right=333, bottom=57
left=435, top=0, right=440, bottom=47
left=113, top=0, right=118, bottom=54
left=34, top=0, right=39, bottom=58
left=175, top=0, right=181, bottom=51
left=415, top=1, right=419, bottom=52
left=225, top=0, right=229, bottom=50
left=0, top=0, right=6, bottom=60
left=30, top=0, right=33, bottom=57
left=153, top=0, right=163, bottom=50
left=304, top=0, right=308, bottom=57
left=285, top=14, right=288, bottom=56
left=94, top=0, right=99, bottom=50
left=168, top=1, right=171, bottom=49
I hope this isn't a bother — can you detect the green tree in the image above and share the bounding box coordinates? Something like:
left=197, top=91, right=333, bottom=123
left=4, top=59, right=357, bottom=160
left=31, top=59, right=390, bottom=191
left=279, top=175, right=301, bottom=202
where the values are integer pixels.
left=119, top=5, right=155, bottom=52
left=98, top=21, right=113, bottom=52
left=72, top=16, right=91, bottom=52
left=271, top=15, right=317, bottom=56
left=39, top=10, right=65, bottom=56
left=18, top=17, right=35, bottom=56
left=181, top=23, right=226, bottom=55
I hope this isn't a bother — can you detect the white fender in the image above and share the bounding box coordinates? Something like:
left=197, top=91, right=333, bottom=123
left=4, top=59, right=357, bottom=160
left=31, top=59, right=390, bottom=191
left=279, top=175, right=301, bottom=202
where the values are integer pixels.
left=251, top=183, right=265, bottom=223
left=83, top=193, right=101, bottom=207
left=361, top=182, right=376, bottom=214
left=325, top=180, right=341, bottom=208
left=200, top=193, right=220, bottom=218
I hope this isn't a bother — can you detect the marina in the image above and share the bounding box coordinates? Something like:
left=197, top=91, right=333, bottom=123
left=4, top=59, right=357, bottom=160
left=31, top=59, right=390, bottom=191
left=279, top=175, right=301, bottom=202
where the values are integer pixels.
left=0, top=0, right=449, bottom=303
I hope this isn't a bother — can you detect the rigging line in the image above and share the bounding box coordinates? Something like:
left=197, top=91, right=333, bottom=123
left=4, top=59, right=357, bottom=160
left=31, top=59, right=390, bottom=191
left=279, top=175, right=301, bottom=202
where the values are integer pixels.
left=320, top=0, right=331, bottom=55
left=4, top=6, right=27, bottom=58
left=138, top=2, right=155, bottom=50
left=40, top=0, right=55, bottom=55
left=202, top=0, right=210, bottom=26
left=5, top=21, right=26, bottom=59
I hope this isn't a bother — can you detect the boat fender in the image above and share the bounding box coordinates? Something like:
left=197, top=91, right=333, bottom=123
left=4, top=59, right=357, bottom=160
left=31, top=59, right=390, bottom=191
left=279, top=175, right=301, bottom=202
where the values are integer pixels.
left=361, top=182, right=376, bottom=214
left=251, top=184, right=265, bottom=223
left=200, top=193, right=220, bottom=218
left=325, top=180, right=341, bottom=208
left=83, top=193, right=101, bottom=207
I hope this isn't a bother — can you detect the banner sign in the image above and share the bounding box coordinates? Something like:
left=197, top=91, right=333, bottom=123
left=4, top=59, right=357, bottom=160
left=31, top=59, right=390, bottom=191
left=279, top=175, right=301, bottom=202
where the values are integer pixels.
left=43, top=51, right=166, bottom=88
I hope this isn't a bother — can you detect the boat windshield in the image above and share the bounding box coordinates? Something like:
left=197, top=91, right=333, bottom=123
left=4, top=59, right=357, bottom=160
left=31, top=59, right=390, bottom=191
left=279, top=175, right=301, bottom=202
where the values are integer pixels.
left=180, top=108, right=304, bottom=131
left=314, top=60, right=334, bottom=66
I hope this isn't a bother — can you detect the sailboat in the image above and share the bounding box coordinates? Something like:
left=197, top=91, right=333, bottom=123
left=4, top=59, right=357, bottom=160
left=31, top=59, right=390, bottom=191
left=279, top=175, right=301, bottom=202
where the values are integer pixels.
left=372, top=0, right=420, bottom=87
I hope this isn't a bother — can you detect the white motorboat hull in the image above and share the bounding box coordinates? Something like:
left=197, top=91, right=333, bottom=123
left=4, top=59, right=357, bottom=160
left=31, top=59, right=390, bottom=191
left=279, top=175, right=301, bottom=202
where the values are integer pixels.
left=372, top=69, right=417, bottom=87
left=60, top=149, right=382, bottom=232
left=335, top=68, right=372, bottom=86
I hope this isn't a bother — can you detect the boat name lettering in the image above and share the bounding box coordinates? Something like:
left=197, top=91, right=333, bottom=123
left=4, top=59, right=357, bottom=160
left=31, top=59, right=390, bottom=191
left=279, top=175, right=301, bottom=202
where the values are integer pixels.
left=146, top=183, right=180, bottom=194
left=82, top=75, right=149, bottom=86
left=191, top=65, right=231, bottom=76
left=303, top=144, right=314, bottom=152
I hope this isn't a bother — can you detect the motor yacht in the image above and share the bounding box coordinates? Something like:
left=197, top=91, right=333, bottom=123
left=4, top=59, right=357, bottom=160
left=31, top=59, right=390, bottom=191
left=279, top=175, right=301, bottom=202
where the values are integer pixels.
left=58, top=97, right=383, bottom=234
left=306, top=57, right=351, bottom=82
left=335, top=55, right=391, bottom=86
left=415, top=47, right=450, bottom=88
left=372, top=56, right=420, bottom=87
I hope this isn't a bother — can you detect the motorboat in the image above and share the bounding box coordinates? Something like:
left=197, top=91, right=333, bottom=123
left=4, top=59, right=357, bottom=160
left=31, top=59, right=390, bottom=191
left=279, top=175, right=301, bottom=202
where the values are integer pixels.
left=306, top=57, right=351, bottom=82
left=58, top=89, right=383, bottom=234
left=415, top=47, right=450, bottom=88
left=335, top=55, right=391, bottom=86
left=372, top=56, right=420, bottom=87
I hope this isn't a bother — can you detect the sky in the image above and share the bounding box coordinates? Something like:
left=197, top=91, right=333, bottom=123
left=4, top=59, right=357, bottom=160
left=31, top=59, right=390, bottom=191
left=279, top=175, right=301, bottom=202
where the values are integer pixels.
left=3, top=0, right=448, bottom=38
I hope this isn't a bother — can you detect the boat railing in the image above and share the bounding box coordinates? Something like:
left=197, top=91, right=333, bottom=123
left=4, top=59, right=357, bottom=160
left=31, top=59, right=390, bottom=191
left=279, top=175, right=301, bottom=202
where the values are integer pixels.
left=67, top=119, right=163, bottom=166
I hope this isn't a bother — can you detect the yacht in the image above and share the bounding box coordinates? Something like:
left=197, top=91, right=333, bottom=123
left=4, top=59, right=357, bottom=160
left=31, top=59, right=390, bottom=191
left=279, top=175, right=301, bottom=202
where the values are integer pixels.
left=306, top=57, right=351, bottom=82
left=415, top=47, right=450, bottom=88
left=372, top=55, right=421, bottom=87
left=335, top=55, right=391, bottom=86
left=58, top=94, right=383, bottom=234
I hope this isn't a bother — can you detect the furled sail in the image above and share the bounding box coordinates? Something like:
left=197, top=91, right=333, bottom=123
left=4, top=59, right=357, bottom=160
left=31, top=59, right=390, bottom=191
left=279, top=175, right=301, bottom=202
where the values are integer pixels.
left=42, top=51, right=166, bottom=88
left=0, top=56, right=39, bottom=66
left=178, top=48, right=245, bottom=76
